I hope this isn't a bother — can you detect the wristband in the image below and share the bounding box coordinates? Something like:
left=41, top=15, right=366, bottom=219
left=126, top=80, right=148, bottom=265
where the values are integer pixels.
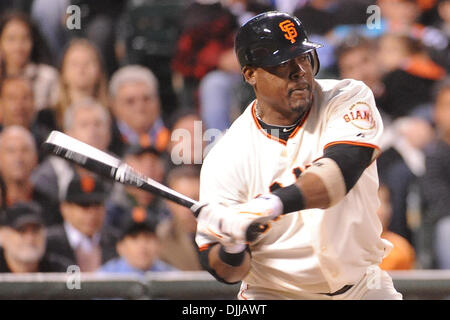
left=272, top=184, right=305, bottom=213
left=219, top=244, right=246, bottom=267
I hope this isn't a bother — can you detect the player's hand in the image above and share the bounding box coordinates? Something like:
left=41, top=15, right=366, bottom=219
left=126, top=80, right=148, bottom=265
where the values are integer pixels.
left=196, top=194, right=283, bottom=244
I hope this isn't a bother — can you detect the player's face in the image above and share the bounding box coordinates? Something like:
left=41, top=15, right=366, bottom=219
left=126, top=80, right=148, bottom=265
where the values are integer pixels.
left=2, top=224, right=46, bottom=264
left=117, top=232, right=159, bottom=271
left=113, top=81, right=160, bottom=135
left=61, top=203, right=106, bottom=237
left=245, top=54, right=314, bottom=122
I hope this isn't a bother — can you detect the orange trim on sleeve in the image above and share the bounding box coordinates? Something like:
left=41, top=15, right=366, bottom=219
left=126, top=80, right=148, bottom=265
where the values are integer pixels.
left=198, top=243, right=218, bottom=252
left=323, top=140, right=381, bottom=152
left=323, top=140, right=382, bottom=165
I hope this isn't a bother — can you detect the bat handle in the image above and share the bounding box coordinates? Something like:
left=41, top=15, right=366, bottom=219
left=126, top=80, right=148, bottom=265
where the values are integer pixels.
left=190, top=203, right=207, bottom=218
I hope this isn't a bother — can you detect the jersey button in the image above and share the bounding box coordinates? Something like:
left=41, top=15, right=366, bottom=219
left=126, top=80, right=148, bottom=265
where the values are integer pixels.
left=321, top=246, right=327, bottom=252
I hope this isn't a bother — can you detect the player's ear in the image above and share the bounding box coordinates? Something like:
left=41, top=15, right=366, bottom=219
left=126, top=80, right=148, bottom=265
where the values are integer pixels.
left=242, top=66, right=257, bottom=86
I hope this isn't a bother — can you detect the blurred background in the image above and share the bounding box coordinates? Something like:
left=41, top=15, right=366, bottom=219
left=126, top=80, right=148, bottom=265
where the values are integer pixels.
left=0, top=0, right=449, bottom=299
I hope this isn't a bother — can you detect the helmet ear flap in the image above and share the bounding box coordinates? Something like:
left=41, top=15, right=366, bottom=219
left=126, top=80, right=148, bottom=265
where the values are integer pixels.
left=309, top=50, right=320, bottom=76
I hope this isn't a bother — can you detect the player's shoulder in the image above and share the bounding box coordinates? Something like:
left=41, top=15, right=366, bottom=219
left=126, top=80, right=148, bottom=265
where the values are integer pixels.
left=316, top=78, right=371, bottom=100
left=315, top=78, right=377, bottom=116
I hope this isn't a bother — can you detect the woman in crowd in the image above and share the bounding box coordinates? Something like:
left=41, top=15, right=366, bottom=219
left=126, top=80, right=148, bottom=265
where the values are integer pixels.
left=0, top=11, right=59, bottom=112
left=55, top=38, right=109, bottom=128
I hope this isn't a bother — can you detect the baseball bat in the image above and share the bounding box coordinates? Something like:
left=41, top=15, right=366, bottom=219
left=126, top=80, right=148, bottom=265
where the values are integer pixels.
left=42, top=131, right=264, bottom=241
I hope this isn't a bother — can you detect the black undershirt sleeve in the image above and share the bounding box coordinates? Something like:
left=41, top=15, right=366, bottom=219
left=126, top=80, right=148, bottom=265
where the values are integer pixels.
left=323, top=144, right=375, bottom=193
left=198, top=244, right=251, bottom=285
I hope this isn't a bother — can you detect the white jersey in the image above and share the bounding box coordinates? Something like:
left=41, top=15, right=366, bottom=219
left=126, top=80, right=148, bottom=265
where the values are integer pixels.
left=197, top=79, right=393, bottom=299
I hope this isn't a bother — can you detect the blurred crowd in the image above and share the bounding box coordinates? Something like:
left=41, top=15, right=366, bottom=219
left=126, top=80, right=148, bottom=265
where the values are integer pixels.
left=0, top=0, right=448, bottom=276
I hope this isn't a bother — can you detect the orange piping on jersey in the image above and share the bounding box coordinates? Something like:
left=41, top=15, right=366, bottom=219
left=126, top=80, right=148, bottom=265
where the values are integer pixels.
left=323, top=140, right=382, bottom=165
left=260, top=222, right=272, bottom=234
left=206, top=227, right=224, bottom=239
left=238, top=211, right=270, bottom=217
left=273, top=216, right=282, bottom=222
left=251, top=101, right=287, bottom=145
left=251, top=101, right=310, bottom=146
left=198, top=242, right=218, bottom=252
left=312, top=156, right=324, bottom=163
left=288, top=107, right=311, bottom=139
left=323, top=140, right=381, bottom=152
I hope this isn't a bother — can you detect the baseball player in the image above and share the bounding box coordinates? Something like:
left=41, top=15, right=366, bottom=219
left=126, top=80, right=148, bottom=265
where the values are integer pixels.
left=195, top=12, right=402, bottom=300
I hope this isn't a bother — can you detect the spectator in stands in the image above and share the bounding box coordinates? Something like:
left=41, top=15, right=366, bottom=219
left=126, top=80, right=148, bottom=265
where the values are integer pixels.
left=377, top=33, right=446, bottom=119
left=199, top=0, right=271, bottom=131
left=377, top=184, right=416, bottom=270
left=330, top=0, right=447, bottom=59
left=0, top=202, right=68, bottom=273
left=294, top=0, right=373, bottom=73
left=376, top=0, right=448, bottom=52
left=271, top=0, right=305, bottom=14
left=294, top=0, right=339, bottom=38
left=378, top=116, right=435, bottom=243
left=31, top=0, right=69, bottom=62
left=421, top=77, right=450, bottom=269
left=106, top=143, right=169, bottom=230
left=224, top=0, right=274, bottom=26
left=109, top=65, right=169, bottom=157
left=46, top=174, right=119, bottom=272
left=99, top=217, right=174, bottom=275
left=167, top=109, right=207, bottom=167
left=0, top=126, right=61, bottom=226
left=0, top=76, right=34, bottom=129
left=55, top=38, right=109, bottom=129
left=68, top=0, right=126, bottom=76
left=114, top=0, right=184, bottom=119
left=378, top=0, right=422, bottom=34
left=0, top=11, right=59, bottom=111
left=335, top=35, right=385, bottom=102
left=0, top=76, right=53, bottom=156
left=156, top=165, right=201, bottom=271
left=32, top=98, right=112, bottom=208
left=171, top=0, right=238, bottom=110
left=198, top=47, right=242, bottom=131
left=433, top=0, right=450, bottom=71
left=165, top=166, right=199, bottom=237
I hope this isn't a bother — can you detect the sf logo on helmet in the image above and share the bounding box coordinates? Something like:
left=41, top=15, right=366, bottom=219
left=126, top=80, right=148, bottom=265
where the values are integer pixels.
left=279, top=20, right=298, bottom=44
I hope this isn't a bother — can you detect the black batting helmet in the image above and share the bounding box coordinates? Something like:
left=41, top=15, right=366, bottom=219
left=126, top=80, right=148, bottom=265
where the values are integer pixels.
left=235, top=11, right=322, bottom=75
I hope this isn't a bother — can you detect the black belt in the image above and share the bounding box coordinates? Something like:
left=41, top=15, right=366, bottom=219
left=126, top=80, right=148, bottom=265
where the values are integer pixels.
left=322, top=285, right=354, bottom=296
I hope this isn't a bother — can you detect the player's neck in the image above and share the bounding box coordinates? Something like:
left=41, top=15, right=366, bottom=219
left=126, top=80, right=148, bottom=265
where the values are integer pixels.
left=255, top=101, right=308, bottom=127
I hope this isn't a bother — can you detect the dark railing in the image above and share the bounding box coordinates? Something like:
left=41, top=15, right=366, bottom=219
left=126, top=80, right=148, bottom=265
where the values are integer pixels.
left=0, top=270, right=449, bottom=300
